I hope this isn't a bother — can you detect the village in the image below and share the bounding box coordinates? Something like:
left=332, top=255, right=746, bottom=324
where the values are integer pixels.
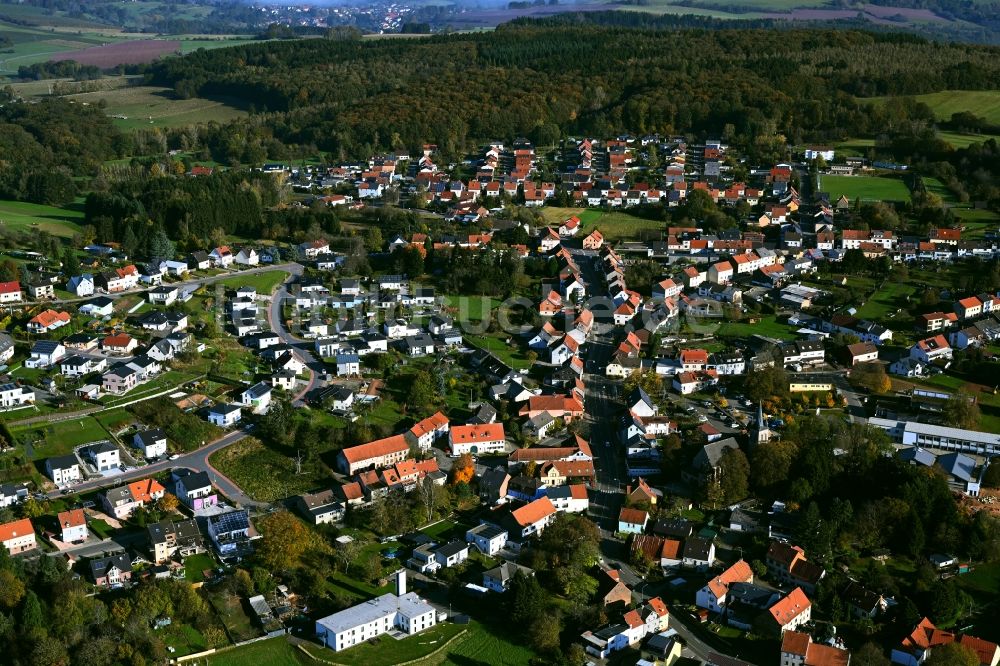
left=0, top=133, right=997, bottom=666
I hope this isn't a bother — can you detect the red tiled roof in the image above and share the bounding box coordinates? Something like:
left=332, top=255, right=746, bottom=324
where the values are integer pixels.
left=511, top=497, right=556, bottom=527
left=782, top=630, right=811, bottom=656
left=903, top=617, right=955, bottom=651
left=128, top=478, right=165, bottom=503
left=0, top=518, right=33, bottom=543
left=0, top=281, right=20, bottom=294
left=58, top=509, right=86, bottom=529
left=960, top=634, right=999, bottom=666
left=451, top=423, right=505, bottom=444
left=341, top=435, right=409, bottom=464
left=619, top=507, right=648, bottom=525
left=705, top=559, right=754, bottom=599
left=769, top=587, right=811, bottom=626
left=410, top=411, right=449, bottom=438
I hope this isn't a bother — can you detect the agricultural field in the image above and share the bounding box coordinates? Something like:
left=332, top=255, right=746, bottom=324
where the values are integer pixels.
left=818, top=174, right=911, bottom=203
left=876, top=90, right=1000, bottom=126
left=65, top=85, right=247, bottom=131
left=936, top=130, right=1000, bottom=149
left=834, top=137, right=875, bottom=156
left=0, top=198, right=85, bottom=238
left=51, top=39, right=180, bottom=66
left=921, top=177, right=958, bottom=205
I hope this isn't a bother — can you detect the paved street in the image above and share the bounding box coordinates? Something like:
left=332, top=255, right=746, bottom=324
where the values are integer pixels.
left=266, top=267, right=323, bottom=406
left=45, top=427, right=265, bottom=508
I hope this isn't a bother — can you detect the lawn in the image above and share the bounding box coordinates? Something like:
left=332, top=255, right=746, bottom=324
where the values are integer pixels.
left=716, top=315, right=795, bottom=341
left=834, top=137, right=875, bottom=156
left=436, top=620, right=538, bottom=666
left=205, top=637, right=317, bottom=666
left=818, top=174, right=911, bottom=203
left=321, top=622, right=467, bottom=665
left=856, top=281, right=916, bottom=322
left=184, top=552, right=217, bottom=583
left=208, top=437, right=328, bottom=502
left=465, top=333, right=532, bottom=370
left=0, top=198, right=84, bottom=238
left=64, top=85, right=247, bottom=131
left=539, top=206, right=663, bottom=241
left=93, top=408, right=135, bottom=433
left=158, top=623, right=209, bottom=657
left=88, top=519, right=113, bottom=539
left=12, top=416, right=110, bottom=459
left=217, top=270, right=290, bottom=294
left=443, top=295, right=500, bottom=321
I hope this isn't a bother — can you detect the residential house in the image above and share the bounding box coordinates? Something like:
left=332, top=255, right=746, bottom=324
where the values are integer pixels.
left=25, top=340, right=65, bottom=368
left=57, top=509, right=88, bottom=543
left=338, top=435, right=410, bottom=475
left=618, top=507, right=649, bottom=534
left=174, top=470, right=218, bottom=510
left=83, top=441, right=120, bottom=472
left=449, top=423, right=506, bottom=456
left=66, top=274, right=95, bottom=297
left=148, top=519, right=204, bottom=565
left=508, top=496, right=557, bottom=538
left=46, top=455, right=81, bottom=486
left=133, top=429, right=167, bottom=459
left=0, top=383, right=34, bottom=409
left=781, top=631, right=851, bottom=666
left=682, top=536, right=716, bottom=570
left=0, top=282, right=22, bottom=303
left=482, top=561, right=533, bottom=593
left=766, top=541, right=826, bottom=593
left=90, top=553, right=133, bottom=588
left=207, top=509, right=253, bottom=557
left=207, top=403, right=242, bottom=427
left=235, top=248, right=259, bottom=266
left=910, top=335, right=953, bottom=364
left=27, top=309, right=70, bottom=334
left=241, top=382, right=273, bottom=414
left=0, top=518, right=35, bottom=555
left=847, top=342, right=880, bottom=365
left=295, top=490, right=345, bottom=525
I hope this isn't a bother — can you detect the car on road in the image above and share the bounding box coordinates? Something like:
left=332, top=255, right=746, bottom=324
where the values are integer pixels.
left=61, top=488, right=72, bottom=495
left=698, top=414, right=708, bottom=423
left=169, top=454, right=180, bottom=461
left=729, top=421, right=741, bottom=429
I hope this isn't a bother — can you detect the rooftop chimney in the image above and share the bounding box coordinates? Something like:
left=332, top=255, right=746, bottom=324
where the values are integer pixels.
left=396, top=569, right=407, bottom=596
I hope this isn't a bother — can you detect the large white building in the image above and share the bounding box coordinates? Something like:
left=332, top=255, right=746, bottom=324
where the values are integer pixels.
left=315, top=571, right=437, bottom=652
left=869, top=417, right=1000, bottom=456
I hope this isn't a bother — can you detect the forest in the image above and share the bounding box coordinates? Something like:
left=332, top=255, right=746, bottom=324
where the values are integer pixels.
left=145, top=23, right=1000, bottom=161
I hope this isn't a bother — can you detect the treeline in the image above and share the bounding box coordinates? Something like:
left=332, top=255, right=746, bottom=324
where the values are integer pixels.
left=84, top=170, right=284, bottom=246
left=145, top=24, right=1000, bottom=166
left=17, top=60, right=102, bottom=81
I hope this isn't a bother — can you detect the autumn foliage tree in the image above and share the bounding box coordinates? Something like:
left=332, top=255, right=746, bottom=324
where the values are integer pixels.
left=450, top=453, right=474, bottom=485
left=256, top=511, right=315, bottom=572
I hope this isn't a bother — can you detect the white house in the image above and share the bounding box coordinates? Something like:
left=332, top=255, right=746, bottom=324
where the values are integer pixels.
left=83, top=442, right=120, bottom=472
left=235, top=248, right=259, bottom=266
left=241, top=382, right=273, bottom=414
left=910, top=335, right=952, bottom=364
left=24, top=341, right=66, bottom=369
left=466, top=523, right=508, bottom=556
left=0, top=383, right=34, bottom=409
left=66, top=275, right=95, bottom=297
left=57, top=509, right=88, bottom=543
left=449, top=423, right=506, bottom=456
left=46, top=455, right=81, bottom=486
left=208, top=403, right=242, bottom=427
left=314, top=571, right=437, bottom=652
left=133, top=429, right=167, bottom=459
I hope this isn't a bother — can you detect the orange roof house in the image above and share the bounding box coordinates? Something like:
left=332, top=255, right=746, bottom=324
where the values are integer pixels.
left=128, top=478, right=166, bottom=503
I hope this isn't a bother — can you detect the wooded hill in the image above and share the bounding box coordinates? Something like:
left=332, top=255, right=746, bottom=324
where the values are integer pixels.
left=147, top=24, right=1000, bottom=162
